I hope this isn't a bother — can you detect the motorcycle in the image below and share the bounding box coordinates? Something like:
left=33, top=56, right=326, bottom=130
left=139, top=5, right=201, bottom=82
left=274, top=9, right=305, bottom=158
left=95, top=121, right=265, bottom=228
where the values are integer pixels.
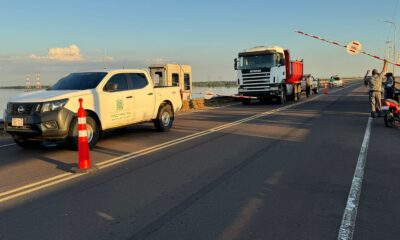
left=382, top=89, right=400, bottom=127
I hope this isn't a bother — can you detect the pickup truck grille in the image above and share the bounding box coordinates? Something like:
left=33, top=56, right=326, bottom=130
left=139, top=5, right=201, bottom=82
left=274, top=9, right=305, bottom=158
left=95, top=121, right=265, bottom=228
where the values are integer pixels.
left=10, top=103, right=35, bottom=116
left=241, top=69, right=271, bottom=92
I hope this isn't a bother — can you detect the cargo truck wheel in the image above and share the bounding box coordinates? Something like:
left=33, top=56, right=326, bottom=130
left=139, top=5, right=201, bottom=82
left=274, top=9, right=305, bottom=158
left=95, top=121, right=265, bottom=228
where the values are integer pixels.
left=384, top=109, right=396, bottom=128
left=242, top=98, right=251, bottom=105
left=67, top=116, right=100, bottom=150
left=277, top=87, right=286, bottom=104
left=13, top=137, right=42, bottom=149
left=154, top=104, right=174, bottom=132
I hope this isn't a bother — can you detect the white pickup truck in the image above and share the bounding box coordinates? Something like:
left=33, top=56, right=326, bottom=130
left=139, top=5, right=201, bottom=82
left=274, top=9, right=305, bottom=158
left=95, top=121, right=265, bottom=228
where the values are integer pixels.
left=4, top=69, right=183, bottom=149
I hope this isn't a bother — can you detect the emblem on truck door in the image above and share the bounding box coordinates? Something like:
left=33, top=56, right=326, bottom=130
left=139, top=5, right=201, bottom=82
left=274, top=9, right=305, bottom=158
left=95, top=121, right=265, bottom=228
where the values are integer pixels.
left=116, top=99, right=124, bottom=111
left=17, top=105, right=25, bottom=114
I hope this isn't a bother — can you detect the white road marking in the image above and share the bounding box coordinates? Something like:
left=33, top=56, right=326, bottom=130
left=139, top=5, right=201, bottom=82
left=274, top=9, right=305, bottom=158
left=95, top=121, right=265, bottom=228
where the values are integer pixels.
left=0, top=173, right=71, bottom=198
left=0, top=174, right=80, bottom=203
left=337, top=117, right=373, bottom=240
left=0, top=84, right=357, bottom=204
left=0, top=143, right=16, bottom=148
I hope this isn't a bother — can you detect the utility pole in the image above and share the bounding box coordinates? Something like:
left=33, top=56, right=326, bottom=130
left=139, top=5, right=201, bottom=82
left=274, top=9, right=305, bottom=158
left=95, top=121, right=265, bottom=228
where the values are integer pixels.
left=384, top=20, right=396, bottom=75
left=25, top=74, right=31, bottom=92
left=386, top=41, right=392, bottom=61
left=35, top=72, right=41, bottom=89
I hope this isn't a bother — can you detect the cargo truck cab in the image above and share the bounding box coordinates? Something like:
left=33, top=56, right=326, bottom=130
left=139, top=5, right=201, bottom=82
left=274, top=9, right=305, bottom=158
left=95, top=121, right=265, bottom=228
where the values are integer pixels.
left=234, top=46, right=303, bottom=104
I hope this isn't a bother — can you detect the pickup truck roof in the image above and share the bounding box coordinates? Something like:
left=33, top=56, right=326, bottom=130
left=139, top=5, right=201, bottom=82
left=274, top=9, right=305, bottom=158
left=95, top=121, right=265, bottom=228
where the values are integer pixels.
left=74, top=69, right=150, bottom=75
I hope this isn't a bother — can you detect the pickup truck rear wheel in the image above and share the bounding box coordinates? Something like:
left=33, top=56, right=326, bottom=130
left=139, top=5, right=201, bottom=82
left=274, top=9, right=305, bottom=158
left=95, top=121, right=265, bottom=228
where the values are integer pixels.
left=67, top=116, right=99, bottom=150
left=154, top=104, right=174, bottom=132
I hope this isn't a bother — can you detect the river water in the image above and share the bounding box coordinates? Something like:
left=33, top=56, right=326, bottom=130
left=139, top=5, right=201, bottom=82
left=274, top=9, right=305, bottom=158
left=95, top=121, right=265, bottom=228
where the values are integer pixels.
left=0, top=86, right=238, bottom=115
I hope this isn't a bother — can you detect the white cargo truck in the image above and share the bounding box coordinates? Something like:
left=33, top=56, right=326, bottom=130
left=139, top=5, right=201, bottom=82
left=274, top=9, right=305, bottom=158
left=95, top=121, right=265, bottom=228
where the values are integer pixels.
left=234, top=46, right=303, bottom=104
left=4, top=69, right=183, bottom=149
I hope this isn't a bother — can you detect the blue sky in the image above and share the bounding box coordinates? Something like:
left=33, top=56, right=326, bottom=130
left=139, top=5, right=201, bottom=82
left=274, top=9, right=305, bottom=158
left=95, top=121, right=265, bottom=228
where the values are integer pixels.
left=1, top=0, right=400, bottom=85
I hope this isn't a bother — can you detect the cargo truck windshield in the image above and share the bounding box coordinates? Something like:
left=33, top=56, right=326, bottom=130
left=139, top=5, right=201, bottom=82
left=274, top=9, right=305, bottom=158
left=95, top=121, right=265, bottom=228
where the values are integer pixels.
left=51, top=72, right=107, bottom=90
left=238, top=54, right=275, bottom=69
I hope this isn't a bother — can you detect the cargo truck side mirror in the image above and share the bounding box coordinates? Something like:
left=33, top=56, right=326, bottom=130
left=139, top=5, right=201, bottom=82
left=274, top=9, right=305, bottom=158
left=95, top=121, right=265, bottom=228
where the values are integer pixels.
left=234, top=58, right=238, bottom=70
left=105, top=82, right=119, bottom=92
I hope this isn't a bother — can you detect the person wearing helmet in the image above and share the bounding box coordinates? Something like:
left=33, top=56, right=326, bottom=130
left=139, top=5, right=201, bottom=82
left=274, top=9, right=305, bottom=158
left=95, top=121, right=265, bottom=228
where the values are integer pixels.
left=364, top=60, right=388, bottom=118
left=384, top=72, right=395, bottom=99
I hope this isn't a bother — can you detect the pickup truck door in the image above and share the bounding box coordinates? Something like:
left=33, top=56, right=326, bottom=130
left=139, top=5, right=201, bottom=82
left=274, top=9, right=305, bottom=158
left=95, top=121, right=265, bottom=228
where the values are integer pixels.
left=100, top=73, right=134, bottom=129
left=126, top=73, right=155, bottom=122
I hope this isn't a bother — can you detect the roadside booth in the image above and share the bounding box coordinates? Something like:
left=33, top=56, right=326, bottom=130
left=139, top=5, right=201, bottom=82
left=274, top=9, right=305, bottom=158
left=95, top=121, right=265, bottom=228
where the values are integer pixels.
left=149, top=64, right=192, bottom=100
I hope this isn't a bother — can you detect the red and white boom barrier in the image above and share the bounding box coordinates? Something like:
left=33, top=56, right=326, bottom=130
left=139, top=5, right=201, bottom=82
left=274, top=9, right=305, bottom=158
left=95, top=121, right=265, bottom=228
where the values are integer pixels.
left=295, top=30, right=400, bottom=66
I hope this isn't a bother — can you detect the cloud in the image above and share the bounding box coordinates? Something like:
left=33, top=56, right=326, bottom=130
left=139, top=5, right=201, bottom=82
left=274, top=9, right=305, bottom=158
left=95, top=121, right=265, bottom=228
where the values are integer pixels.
left=87, top=55, right=115, bottom=62
left=30, top=44, right=83, bottom=62
left=145, top=57, right=170, bottom=63
left=0, top=55, right=12, bottom=59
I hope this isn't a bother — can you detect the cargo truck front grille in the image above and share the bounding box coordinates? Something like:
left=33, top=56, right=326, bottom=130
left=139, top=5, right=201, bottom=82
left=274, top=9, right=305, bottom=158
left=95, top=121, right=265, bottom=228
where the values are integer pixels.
left=241, top=69, right=271, bottom=92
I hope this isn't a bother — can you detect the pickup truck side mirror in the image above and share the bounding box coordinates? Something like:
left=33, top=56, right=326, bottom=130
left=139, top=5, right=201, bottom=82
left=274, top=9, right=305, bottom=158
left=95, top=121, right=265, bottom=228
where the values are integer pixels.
left=234, top=58, right=238, bottom=70
left=105, top=82, right=118, bottom=92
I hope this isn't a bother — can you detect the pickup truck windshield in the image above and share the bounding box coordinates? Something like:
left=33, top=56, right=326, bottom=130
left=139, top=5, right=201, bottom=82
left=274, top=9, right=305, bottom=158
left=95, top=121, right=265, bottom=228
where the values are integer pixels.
left=239, top=54, right=275, bottom=70
left=51, top=72, right=107, bottom=90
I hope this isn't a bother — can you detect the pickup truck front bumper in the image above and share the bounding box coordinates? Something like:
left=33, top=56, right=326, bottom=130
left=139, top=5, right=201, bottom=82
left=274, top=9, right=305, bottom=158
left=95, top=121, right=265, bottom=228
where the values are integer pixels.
left=238, top=84, right=281, bottom=98
left=4, top=105, right=75, bottom=141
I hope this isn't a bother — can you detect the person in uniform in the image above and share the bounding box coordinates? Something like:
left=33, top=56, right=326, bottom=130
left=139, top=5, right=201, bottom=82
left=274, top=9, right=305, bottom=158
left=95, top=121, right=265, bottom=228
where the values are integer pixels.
left=364, top=60, right=388, bottom=118
left=306, top=75, right=313, bottom=97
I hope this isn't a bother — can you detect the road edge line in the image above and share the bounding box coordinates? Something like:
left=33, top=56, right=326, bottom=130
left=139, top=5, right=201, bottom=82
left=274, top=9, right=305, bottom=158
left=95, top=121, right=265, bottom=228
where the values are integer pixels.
left=337, top=117, right=372, bottom=240
left=0, top=143, right=16, bottom=148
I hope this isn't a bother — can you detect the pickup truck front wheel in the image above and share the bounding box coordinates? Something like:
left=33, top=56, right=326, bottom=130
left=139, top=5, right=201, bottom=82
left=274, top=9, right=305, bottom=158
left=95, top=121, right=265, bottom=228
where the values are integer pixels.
left=154, top=104, right=174, bottom=132
left=67, top=116, right=100, bottom=150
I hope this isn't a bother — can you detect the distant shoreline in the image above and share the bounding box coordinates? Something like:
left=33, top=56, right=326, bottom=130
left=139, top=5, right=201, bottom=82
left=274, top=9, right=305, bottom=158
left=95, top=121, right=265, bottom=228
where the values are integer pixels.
left=0, top=86, right=50, bottom=90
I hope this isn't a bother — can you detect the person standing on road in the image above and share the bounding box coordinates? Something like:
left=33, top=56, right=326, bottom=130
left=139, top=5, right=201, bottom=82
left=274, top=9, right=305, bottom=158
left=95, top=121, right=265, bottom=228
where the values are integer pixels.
left=306, top=75, right=313, bottom=97
left=384, top=72, right=394, bottom=99
left=364, top=60, right=388, bottom=118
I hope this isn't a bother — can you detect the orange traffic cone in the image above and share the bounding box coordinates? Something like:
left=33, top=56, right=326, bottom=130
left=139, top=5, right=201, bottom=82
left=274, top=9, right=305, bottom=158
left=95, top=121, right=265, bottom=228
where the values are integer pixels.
left=78, top=98, right=90, bottom=170
left=72, top=98, right=96, bottom=173
left=323, top=83, right=329, bottom=94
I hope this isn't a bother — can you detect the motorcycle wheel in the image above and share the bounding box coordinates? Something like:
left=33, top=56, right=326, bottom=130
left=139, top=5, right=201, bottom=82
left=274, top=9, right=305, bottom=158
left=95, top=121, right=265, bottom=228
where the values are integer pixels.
left=384, top=110, right=396, bottom=128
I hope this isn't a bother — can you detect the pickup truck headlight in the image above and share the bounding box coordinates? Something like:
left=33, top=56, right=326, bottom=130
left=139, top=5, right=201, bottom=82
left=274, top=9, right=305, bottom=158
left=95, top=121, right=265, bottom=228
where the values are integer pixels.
left=6, top=103, right=12, bottom=114
left=41, top=99, right=69, bottom=113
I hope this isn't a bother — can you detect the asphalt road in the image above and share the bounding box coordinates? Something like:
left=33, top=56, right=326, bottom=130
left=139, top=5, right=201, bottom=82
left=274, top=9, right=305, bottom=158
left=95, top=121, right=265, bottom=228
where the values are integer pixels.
left=0, top=82, right=399, bottom=240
